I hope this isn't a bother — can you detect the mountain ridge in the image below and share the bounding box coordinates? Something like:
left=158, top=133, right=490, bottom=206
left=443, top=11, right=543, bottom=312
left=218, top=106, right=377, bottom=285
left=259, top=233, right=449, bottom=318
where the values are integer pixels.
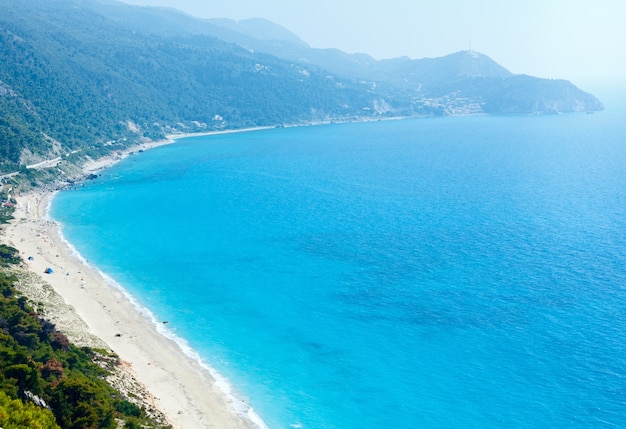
left=0, top=0, right=604, bottom=174
left=92, top=1, right=601, bottom=116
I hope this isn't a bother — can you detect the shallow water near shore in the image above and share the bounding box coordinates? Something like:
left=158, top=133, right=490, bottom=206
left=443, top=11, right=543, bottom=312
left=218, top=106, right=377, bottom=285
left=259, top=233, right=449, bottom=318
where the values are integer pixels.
left=52, top=109, right=626, bottom=428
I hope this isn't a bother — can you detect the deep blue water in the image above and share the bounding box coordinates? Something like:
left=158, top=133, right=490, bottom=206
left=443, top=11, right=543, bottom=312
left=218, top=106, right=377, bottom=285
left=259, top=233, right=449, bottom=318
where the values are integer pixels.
left=52, top=109, right=626, bottom=428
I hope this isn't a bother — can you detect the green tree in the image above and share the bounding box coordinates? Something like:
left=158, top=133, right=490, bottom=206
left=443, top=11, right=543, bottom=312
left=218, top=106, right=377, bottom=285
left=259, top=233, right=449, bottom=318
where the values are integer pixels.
left=0, top=390, right=61, bottom=429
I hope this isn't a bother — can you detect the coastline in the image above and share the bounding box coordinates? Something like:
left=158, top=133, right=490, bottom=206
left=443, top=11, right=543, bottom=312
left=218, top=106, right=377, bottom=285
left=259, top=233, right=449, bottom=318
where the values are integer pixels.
left=1, top=132, right=270, bottom=429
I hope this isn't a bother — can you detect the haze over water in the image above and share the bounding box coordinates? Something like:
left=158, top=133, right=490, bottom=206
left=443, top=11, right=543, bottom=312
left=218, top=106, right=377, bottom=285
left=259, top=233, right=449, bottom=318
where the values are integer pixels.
left=52, top=109, right=626, bottom=428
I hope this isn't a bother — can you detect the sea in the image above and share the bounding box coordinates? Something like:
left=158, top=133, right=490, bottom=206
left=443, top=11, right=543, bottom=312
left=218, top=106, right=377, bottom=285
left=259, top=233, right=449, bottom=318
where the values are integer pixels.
left=51, top=98, right=626, bottom=428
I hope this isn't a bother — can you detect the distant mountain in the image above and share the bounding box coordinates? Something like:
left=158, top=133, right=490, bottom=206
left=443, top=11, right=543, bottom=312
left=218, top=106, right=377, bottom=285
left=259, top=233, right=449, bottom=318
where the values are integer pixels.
left=370, top=51, right=603, bottom=115
left=0, top=0, right=604, bottom=173
left=377, top=50, right=514, bottom=83
left=0, top=0, right=384, bottom=170
left=206, top=18, right=309, bottom=47
left=85, top=2, right=602, bottom=114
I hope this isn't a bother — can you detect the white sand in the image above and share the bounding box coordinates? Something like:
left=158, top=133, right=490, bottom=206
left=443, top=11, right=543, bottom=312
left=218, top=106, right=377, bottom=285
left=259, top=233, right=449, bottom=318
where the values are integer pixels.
left=1, top=136, right=268, bottom=429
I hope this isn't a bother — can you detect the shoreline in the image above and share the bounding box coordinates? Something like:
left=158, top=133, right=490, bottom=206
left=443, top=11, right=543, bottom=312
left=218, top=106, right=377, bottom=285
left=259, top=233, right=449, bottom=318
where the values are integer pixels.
left=82, top=125, right=276, bottom=176
left=2, top=130, right=272, bottom=429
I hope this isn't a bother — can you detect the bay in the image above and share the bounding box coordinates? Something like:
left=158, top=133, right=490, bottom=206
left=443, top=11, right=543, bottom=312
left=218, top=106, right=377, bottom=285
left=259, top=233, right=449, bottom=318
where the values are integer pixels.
left=52, top=109, right=626, bottom=428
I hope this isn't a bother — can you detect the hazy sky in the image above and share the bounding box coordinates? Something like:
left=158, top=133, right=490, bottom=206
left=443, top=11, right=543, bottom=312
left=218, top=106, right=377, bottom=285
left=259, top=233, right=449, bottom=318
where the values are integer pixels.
left=120, top=0, right=625, bottom=86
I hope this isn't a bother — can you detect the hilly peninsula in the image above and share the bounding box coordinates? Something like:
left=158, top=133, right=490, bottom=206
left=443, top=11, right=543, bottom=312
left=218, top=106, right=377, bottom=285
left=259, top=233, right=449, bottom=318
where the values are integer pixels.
left=0, top=0, right=604, bottom=174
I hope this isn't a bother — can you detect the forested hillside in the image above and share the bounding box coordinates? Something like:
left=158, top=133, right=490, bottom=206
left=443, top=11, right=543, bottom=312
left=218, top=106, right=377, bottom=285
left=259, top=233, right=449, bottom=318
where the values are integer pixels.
left=0, top=246, right=166, bottom=428
left=0, top=0, right=604, bottom=174
left=0, top=0, right=386, bottom=172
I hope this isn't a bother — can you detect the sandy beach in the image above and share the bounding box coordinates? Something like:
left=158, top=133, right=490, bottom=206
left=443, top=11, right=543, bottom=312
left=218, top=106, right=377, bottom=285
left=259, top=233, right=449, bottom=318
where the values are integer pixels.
left=1, top=137, right=265, bottom=429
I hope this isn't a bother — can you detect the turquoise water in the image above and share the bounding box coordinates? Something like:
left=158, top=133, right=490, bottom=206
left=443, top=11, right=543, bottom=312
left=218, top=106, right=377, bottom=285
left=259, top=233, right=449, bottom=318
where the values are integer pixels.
left=52, top=110, right=626, bottom=428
